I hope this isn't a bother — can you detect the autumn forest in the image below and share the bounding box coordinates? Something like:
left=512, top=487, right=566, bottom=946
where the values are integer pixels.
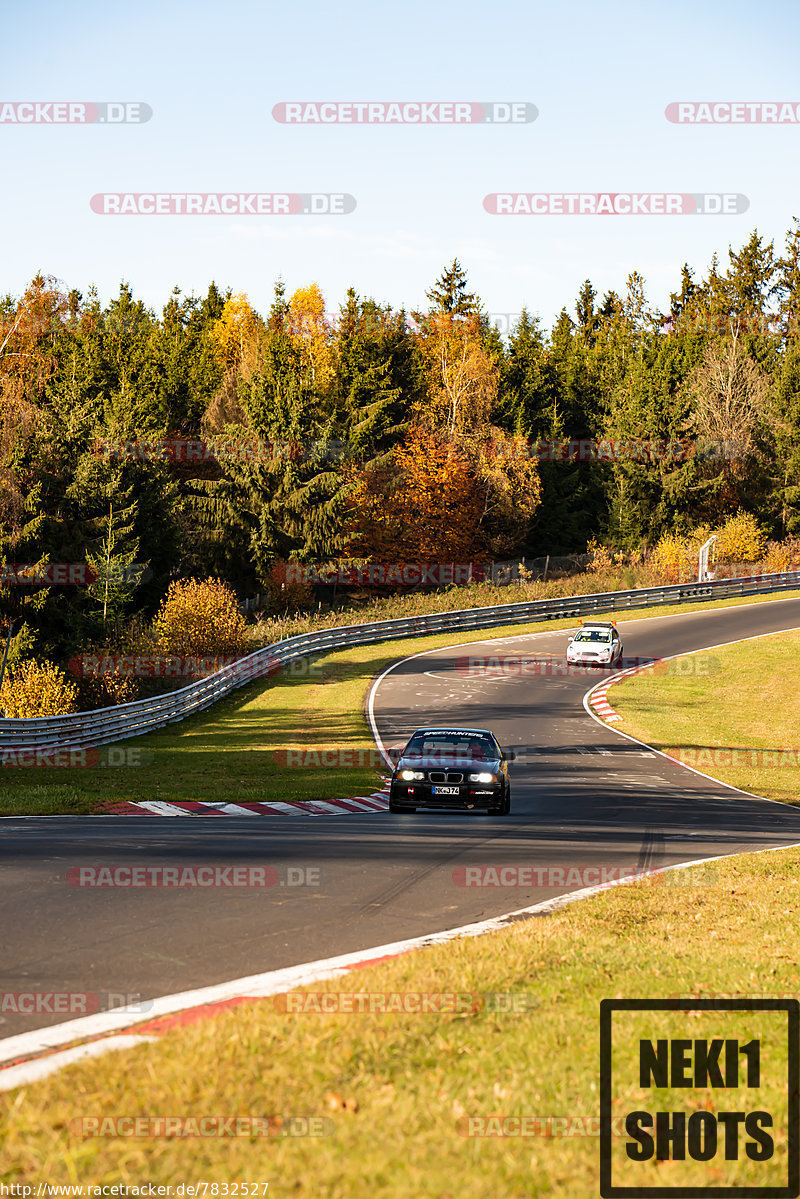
left=3, top=226, right=800, bottom=664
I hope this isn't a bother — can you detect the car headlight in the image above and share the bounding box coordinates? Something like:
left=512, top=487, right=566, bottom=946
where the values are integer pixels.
left=400, top=769, right=424, bottom=781
left=469, top=772, right=497, bottom=783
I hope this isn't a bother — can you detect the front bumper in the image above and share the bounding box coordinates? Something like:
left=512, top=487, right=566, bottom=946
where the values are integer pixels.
left=390, top=780, right=504, bottom=809
left=567, top=653, right=612, bottom=667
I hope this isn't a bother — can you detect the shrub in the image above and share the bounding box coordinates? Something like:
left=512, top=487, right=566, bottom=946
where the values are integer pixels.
left=587, top=538, right=614, bottom=574
left=649, top=532, right=696, bottom=582
left=0, top=659, right=79, bottom=718
left=762, top=538, right=800, bottom=573
left=74, top=671, right=141, bottom=711
left=152, top=577, right=249, bottom=657
left=649, top=517, right=768, bottom=580
left=714, top=511, right=767, bottom=564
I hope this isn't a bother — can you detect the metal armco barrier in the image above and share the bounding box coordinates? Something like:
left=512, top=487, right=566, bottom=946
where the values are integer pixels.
left=3, top=570, right=800, bottom=752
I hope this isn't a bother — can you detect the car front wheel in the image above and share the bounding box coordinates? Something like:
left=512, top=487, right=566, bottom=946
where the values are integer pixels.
left=488, top=785, right=511, bottom=815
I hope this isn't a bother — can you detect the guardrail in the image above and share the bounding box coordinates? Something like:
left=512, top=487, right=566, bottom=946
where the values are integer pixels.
left=3, top=569, right=800, bottom=752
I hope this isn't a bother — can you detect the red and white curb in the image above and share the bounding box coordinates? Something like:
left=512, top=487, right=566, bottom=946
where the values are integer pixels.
left=6, top=845, right=798, bottom=1093
left=582, top=627, right=800, bottom=806
left=587, top=660, right=661, bottom=722
left=104, top=787, right=390, bottom=816
left=588, top=676, right=628, bottom=722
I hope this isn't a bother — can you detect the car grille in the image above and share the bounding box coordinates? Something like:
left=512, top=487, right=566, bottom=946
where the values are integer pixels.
left=429, top=772, right=464, bottom=783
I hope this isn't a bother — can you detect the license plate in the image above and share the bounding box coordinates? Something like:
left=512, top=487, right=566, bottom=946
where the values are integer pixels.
left=433, top=785, right=460, bottom=795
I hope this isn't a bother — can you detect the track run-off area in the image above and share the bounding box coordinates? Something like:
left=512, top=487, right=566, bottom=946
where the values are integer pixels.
left=2, top=594, right=800, bottom=1060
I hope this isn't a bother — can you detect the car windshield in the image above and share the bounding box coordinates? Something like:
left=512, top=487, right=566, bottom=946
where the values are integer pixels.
left=574, top=629, right=612, bottom=643
left=404, top=732, right=496, bottom=762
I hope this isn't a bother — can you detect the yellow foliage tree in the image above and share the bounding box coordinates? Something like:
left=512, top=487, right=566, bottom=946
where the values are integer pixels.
left=714, top=510, right=767, bottom=564
left=0, top=659, right=79, bottom=718
left=650, top=513, right=767, bottom=581
left=474, top=432, right=543, bottom=557
left=762, top=538, right=800, bottom=572
left=211, top=294, right=262, bottom=374
left=153, top=578, right=249, bottom=657
left=288, top=283, right=334, bottom=394
left=649, top=526, right=713, bottom=581
left=416, top=313, right=497, bottom=436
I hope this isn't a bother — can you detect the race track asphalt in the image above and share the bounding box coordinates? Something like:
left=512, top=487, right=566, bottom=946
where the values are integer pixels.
left=2, top=596, right=800, bottom=1039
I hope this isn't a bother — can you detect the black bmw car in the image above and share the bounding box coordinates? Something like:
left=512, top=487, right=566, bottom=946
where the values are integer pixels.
left=388, top=727, right=514, bottom=814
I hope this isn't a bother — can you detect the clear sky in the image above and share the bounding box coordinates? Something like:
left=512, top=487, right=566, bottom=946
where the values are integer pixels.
left=2, top=0, right=799, bottom=328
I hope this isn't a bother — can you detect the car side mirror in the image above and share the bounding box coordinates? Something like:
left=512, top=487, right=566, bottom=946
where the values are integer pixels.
left=567, top=637, right=573, bottom=643
left=506, top=750, right=516, bottom=761
left=387, top=746, right=401, bottom=765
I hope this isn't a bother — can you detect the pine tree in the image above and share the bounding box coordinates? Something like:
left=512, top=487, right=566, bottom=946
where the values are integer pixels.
left=334, top=289, right=410, bottom=463
left=575, top=280, right=600, bottom=346
left=424, top=259, right=478, bottom=316
left=85, top=491, right=145, bottom=626
left=776, top=218, right=800, bottom=334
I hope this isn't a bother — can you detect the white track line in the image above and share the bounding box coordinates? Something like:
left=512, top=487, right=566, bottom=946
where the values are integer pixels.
left=366, top=595, right=800, bottom=763
left=0, top=1036, right=156, bottom=1092
left=135, top=801, right=194, bottom=816
left=4, top=841, right=800, bottom=1088
left=582, top=625, right=800, bottom=803
left=2, top=610, right=800, bottom=1085
left=300, top=800, right=348, bottom=814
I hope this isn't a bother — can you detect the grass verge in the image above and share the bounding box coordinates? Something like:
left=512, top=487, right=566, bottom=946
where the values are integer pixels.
left=609, top=627, right=800, bottom=804
left=1, top=592, right=798, bottom=815
left=3, top=847, right=800, bottom=1194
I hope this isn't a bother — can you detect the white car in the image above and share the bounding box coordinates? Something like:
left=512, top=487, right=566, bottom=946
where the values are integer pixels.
left=566, top=620, right=623, bottom=668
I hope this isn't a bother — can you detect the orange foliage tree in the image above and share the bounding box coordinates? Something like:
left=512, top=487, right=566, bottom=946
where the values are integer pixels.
left=344, top=427, right=485, bottom=562
left=400, top=308, right=543, bottom=557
